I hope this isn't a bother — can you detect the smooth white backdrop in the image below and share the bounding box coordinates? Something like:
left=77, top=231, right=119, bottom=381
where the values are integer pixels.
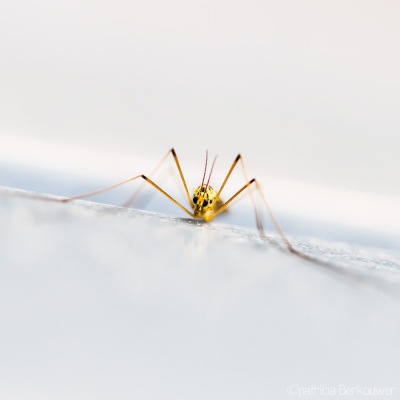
left=1, top=0, right=399, bottom=196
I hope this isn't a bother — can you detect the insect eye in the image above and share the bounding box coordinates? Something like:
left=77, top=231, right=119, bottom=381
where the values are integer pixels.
left=202, top=200, right=208, bottom=207
left=193, top=196, right=198, bottom=204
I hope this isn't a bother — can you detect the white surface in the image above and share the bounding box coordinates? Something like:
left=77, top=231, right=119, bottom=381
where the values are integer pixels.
left=1, top=187, right=400, bottom=399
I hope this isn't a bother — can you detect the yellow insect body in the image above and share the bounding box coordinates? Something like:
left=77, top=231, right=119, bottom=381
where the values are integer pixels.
left=192, top=185, right=218, bottom=218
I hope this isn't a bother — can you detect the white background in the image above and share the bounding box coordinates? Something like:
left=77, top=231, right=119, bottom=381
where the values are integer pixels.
left=1, top=0, right=399, bottom=197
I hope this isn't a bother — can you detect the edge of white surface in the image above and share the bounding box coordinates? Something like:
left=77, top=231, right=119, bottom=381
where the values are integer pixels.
left=1, top=185, right=400, bottom=291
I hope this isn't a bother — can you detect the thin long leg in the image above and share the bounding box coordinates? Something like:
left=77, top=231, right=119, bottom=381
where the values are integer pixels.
left=61, top=175, right=142, bottom=202
left=211, top=177, right=398, bottom=291
left=211, top=180, right=400, bottom=294
left=123, top=148, right=192, bottom=208
left=216, top=154, right=241, bottom=197
left=206, top=178, right=295, bottom=253
left=216, top=154, right=263, bottom=231
left=253, top=180, right=294, bottom=252
left=62, top=174, right=195, bottom=218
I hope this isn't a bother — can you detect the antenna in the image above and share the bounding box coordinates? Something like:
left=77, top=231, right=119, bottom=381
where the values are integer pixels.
left=206, top=155, right=218, bottom=189
left=201, top=150, right=208, bottom=188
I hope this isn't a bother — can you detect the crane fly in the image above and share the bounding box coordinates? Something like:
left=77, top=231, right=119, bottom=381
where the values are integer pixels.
left=56, top=147, right=390, bottom=283
left=60, top=148, right=299, bottom=255
left=3, top=146, right=394, bottom=294
left=5, top=146, right=397, bottom=291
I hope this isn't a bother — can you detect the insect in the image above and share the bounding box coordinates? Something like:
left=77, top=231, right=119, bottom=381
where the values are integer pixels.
left=61, top=148, right=297, bottom=254
left=19, top=147, right=397, bottom=289
left=12, top=146, right=393, bottom=293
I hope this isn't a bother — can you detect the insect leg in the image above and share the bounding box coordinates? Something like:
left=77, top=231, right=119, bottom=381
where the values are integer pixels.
left=216, top=154, right=263, bottom=231
left=61, top=175, right=143, bottom=202
left=208, top=179, right=392, bottom=289
left=123, top=148, right=192, bottom=208
left=62, top=174, right=195, bottom=217
left=207, top=178, right=295, bottom=253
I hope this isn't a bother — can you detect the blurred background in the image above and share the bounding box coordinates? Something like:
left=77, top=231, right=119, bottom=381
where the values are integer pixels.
left=0, top=0, right=399, bottom=246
